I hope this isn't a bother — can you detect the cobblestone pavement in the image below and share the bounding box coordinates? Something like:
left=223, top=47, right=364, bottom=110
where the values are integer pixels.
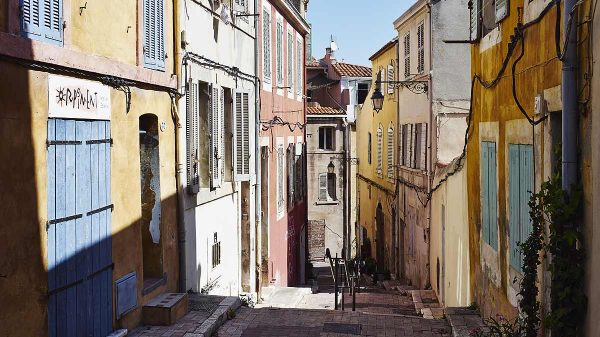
left=214, top=306, right=453, bottom=337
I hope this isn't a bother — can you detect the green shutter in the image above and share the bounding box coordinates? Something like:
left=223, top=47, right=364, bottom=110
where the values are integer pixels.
left=481, top=142, right=490, bottom=246
left=508, top=144, right=521, bottom=269
left=519, top=145, right=534, bottom=258
left=488, top=142, right=498, bottom=250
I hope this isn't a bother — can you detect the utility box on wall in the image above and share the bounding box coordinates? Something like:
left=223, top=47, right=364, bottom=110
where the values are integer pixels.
left=115, top=272, right=138, bottom=319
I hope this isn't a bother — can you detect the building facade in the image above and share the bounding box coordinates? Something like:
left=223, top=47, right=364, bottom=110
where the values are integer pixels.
left=0, top=0, right=180, bottom=335
left=466, top=0, right=561, bottom=321
left=355, top=39, right=399, bottom=275
left=306, top=46, right=370, bottom=259
left=257, top=0, right=310, bottom=287
left=394, top=1, right=433, bottom=289
left=178, top=0, right=259, bottom=298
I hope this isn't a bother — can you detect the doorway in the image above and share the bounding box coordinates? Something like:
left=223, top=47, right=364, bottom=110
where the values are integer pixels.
left=376, top=203, right=385, bottom=272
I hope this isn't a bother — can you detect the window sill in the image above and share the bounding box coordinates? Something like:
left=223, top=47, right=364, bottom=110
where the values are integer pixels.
left=316, top=200, right=339, bottom=205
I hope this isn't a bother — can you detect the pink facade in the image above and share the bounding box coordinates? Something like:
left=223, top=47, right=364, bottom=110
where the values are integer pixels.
left=258, top=0, right=309, bottom=287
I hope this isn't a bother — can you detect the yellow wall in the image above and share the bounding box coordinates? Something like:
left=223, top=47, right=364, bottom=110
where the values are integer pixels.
left=468, top=0, right=561, bottom=319
left=356, top=42, right=398, bottom=273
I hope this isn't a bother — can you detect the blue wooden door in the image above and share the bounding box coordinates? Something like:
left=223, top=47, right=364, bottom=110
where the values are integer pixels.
left=47, top=119, right=113, bottom=337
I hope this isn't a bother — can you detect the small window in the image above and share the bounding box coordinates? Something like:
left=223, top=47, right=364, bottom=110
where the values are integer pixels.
left=318, top=173, right=337, bottom=201
left=318, top=127, right=335, bottom=150
left=480, top=0, right=505, bottom=37
left=357, top=83, right=369, bottom=104
left=212, top=233, right=221, bottom=268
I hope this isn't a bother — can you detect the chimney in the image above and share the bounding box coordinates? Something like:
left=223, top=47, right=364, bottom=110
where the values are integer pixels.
left=325, top=47, right=336, bottom=65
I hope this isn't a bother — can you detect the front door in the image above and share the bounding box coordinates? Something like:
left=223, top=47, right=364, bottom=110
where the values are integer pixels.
left=376, top=203, right=385, bottom=272
left=47, top=119, right=113, bottom=337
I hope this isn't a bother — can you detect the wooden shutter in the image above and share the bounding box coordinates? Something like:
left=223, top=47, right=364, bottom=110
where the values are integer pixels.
left=470, top=0, right=480, bottom=41
left=519, top=145, right=534, bottom=261
left=495, top=0, right=509, bottom=23
left=508, top=144, right=521, bottom=269
left=376, top=127, right=383, bottom=175
left=398, top=125, right=404, bottom=167
left=186, top=80, right=200, bottom=194
left=387, top=127, right=394, bottom=179
left=287, top=144, right=294, bottom=208
left=419, top=123, right=427, bottom=170
left=488, top=142, right=498, bottom=249
left=481, top=143, right=490, bottom=247
left=407, top=124, right=414, bottom=168
left=22, top=0, right=63, bottom=43
left=143, top=0, right=165, bottom=69
left=404, top=34, right=410, bottom=78
left=235, top=92, right=250, bottom=180
left=210, top=85, right=222, bottom=189
left=387, top=64, right=395, bottom=94
left=417, top=23, right=424, bottom=74
left=318, top=173, right=327, bottom=201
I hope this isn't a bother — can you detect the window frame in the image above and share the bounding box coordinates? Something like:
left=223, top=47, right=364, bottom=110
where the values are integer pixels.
left=318, top=126, right=335, bottom=151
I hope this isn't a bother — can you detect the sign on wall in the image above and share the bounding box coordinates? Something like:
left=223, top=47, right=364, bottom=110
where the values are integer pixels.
left=48, top=75, right=111, bottom=120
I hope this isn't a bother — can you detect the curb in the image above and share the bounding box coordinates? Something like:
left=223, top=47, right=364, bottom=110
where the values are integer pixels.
left=184, top=296, right=242, bottom=337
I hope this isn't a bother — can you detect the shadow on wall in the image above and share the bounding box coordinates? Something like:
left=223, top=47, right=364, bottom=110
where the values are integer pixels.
left=0, top=58, right=180, bottom=335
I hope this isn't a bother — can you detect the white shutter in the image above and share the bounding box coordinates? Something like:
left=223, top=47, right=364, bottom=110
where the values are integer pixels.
left=287, top=144, right=294, bottom=208
left=263, top=10, right=271, bottom=79
left=186, top=80, right=200, bottom=194
left=235, top=92, right=250, bottom=180
left=318, top=173, right=327, bottom=201
left=220, top=88, right=225, bottom=181
left=470, top=0, right=480, bottom=40
left=387, top=127, right=394, bottom=179
left=495, top=0, right=509, bottom=23
left=277, top=144, right=285, bottom=213
left=420, top=123, right=428, bottom=170
left=387, top=64, right=395, bottom=94
left=210, top=85, right=222, bottom=189
left=376, top=127, right=383, bottom=175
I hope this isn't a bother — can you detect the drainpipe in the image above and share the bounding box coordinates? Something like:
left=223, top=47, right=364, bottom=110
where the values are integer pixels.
left=253, top=0, right=262, bottom=296
left=343, top=118, right=350, bottom=259
left=426, top=0, right=433, bottom=289
left=173, top=0, right=187, bottom=292
left=562, top=0, right=578, bottom=193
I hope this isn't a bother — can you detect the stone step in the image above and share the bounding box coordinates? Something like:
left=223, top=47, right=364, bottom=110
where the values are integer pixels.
left=142, top=292, right=189, bottom=326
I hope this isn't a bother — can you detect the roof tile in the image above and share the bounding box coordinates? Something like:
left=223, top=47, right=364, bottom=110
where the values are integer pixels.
left=332, top=62, right=372, bottom=78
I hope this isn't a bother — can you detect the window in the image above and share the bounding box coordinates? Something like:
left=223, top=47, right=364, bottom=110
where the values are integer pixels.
left=288, top=31, right=294, bottom=93
left=387, top=64, right=395, bottom=95
left=417, top=22, right=425, bottom=74
left=481, top=141, right=498, bottom=250
left=209, top=86, right=225, bottom=189
left=376, top=126, right=383, bottom=175
left=263, top=9, right=271, bottom=80
left=294, top=142, right=304, bottom=203
left=387, top=126, right=394, bottom=180
left=399, top=124, right=406, bottom=167
left=235, top=91, right=250, bottom=180
left=297, top=39, right=303, bottom=96
left=469, top=0, right=480, bottom=40
left=318, top=127, right=335, bottom=150
left=403, top=33, right=410, bottom=78
left=318, top=173, right=336, bottom=201
left=143, top=0, right=166, bottom=70
left=478, top=0, right=506, bottom=38
left=277, top=142, right=285, bottom=216
left=212, top=233, right=221, bottom=268
left=276, top=20, right=284, bottom=85
left=509, top=144, right=534, bottom=271
left=368, top=132, right=372, bottom=164
left=21, top=0, right=63, bottom=44
left=357, top=83, right=369, bottom=104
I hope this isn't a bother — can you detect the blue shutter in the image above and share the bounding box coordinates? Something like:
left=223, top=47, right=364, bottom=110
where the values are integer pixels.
left=143, top=0, right=165, bottom=70
left=519, top=145, right=534, bottom=258
left=508, top=144, right=521, bottom=269
left=488, top=142, right=498, bottom=250
left=21, top=0, right=63, bottom=44
left=480, top=142, right=490, bottom=246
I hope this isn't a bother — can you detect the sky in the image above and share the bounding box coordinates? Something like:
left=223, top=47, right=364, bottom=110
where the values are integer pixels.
left=307, top=0, right=416, bottom=66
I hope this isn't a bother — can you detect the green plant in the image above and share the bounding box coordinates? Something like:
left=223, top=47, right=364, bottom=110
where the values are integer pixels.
left=226, top=308, right=236, bottom=319
left=469, top=315, right=521, bottom=337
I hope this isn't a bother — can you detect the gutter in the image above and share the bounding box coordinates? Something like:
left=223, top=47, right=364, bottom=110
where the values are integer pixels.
left=173, top=0, right=187, bottom=292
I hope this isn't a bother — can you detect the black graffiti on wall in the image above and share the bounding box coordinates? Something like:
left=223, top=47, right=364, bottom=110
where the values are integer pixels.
left=55, top=87, right=99, bottom=110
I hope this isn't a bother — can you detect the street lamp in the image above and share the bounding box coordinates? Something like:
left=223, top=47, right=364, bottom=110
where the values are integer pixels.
left=370, top=70, right=429, bottom=113
left=327, top=161, right=335, bottom=174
